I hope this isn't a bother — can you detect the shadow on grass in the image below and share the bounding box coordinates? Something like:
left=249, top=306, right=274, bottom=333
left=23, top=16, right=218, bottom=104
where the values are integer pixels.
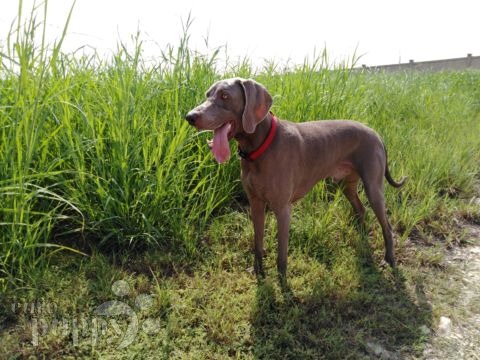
left=251, top=236, right=432, bottom=359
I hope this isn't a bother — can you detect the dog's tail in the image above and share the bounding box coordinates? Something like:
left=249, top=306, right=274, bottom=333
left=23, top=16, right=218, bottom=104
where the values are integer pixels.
left=382, top=140, right=407, bottom=188
left=385, top=164, right=407, bottom=188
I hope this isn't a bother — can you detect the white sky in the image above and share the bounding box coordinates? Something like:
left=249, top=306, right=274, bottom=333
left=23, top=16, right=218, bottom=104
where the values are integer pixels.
left=0, top=0, right=479, bottom=67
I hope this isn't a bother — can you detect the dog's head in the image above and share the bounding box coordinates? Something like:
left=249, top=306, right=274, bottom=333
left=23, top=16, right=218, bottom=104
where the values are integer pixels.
left=185, top=78, right=272, bottom=163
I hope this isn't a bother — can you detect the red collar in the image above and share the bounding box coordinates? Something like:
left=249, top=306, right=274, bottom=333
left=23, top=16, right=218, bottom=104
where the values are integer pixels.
left=238, top=113, right=278, bottom=161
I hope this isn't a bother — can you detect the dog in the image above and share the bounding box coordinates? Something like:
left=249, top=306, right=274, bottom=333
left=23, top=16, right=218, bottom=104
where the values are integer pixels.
left=186, top=78, right=406, bottom=276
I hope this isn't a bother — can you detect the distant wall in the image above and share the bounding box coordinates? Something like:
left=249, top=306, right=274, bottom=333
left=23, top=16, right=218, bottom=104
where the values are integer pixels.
left=361, top=54, right=480, bottom=72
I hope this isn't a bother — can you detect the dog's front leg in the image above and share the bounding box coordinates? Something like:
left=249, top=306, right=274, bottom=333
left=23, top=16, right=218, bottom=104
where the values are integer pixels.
left=250, top=198, right=266, bottom=277
left=273, top=205, right=291, bottom=277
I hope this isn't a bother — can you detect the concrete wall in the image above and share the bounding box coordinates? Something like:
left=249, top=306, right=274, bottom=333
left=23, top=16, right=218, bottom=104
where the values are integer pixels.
left=361, top=54, right=480, bottom=72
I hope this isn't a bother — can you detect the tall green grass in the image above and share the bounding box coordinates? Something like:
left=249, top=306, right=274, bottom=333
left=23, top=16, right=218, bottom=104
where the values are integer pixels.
left=0, top=2, right=239, bottom=290
left=1, top=2, right=479, bottom=292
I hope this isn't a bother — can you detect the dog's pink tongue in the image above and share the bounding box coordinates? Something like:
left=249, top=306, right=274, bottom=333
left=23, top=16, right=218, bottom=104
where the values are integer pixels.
left=212, top=123, right=231, bottom=164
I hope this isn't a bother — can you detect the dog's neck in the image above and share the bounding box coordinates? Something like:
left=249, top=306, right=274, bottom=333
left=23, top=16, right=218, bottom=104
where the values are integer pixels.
left=235, top=112, right=273, bottom=154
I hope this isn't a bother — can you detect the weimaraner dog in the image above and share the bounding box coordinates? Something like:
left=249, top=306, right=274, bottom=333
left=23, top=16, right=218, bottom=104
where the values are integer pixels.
left=185, top=78, right=406, bottom=277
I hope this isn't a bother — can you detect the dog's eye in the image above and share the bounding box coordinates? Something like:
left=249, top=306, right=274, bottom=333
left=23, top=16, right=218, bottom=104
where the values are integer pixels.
left=221, top=93, right=229, bottom=100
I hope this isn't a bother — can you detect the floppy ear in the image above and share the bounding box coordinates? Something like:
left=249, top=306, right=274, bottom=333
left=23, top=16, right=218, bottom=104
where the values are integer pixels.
left=240, top=79, right=272, bottom=133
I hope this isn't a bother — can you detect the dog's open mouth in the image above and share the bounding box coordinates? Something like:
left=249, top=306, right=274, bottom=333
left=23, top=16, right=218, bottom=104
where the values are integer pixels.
left=207, top=121, right=234, bottom=164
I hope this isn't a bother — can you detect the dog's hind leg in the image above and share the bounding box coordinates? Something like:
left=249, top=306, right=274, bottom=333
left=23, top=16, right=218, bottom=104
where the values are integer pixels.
left=341, top=174, right=366, bottom=228
left=358, top=153, right=397, bottom=267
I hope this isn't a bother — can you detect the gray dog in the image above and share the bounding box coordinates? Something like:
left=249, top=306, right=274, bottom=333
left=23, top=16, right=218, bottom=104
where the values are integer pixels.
left=186, top=78, right=406, bottom=277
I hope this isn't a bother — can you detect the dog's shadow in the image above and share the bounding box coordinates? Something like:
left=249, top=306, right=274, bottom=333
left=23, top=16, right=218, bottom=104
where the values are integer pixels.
left=250, top=235, right=432, bottom=359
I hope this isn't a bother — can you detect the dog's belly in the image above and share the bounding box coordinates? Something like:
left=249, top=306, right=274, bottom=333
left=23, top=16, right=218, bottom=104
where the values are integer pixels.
left=330, top=161, right=355, bottom=182
left=242, top=156, right=357, bottom=205
left=291, top=161, right=355, bottom=202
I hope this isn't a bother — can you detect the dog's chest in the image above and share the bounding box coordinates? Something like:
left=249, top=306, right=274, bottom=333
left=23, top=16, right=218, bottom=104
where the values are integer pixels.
left=240, top=161, right=271, bottom=198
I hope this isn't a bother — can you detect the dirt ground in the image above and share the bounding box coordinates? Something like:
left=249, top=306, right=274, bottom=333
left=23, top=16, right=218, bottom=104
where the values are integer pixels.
left=420, top=223, right=480, bottom=360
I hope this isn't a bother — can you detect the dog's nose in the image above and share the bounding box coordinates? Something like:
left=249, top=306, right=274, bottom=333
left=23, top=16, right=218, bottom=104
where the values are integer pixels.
left=185, top=112, right=198, bottom=126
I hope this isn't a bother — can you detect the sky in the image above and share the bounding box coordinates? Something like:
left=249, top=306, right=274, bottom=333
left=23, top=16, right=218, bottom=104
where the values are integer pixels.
left=0, top=0, right=479, bottom=68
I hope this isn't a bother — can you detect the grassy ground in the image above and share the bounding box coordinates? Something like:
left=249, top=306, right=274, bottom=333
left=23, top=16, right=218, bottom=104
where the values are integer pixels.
left=1, top=3, right=480, bottom=359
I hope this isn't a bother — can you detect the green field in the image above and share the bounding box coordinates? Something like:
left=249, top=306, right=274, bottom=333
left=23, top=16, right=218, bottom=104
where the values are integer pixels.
left=1, top=4, right=480, bottom=359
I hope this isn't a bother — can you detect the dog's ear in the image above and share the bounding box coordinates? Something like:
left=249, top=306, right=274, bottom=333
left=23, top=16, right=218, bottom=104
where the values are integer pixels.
left=239, top=79, right=272, bottom=133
